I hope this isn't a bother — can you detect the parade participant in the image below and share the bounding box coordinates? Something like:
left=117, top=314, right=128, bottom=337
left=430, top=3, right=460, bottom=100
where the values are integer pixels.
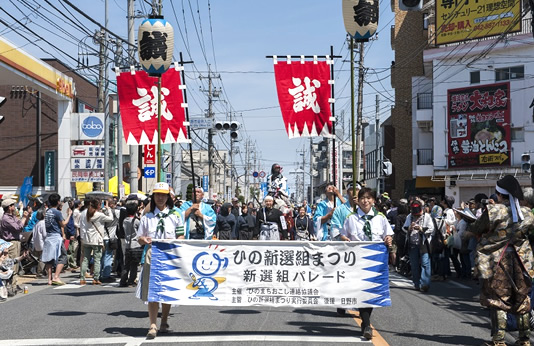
left=330, top=181, right=360, bottom=240
left=237, top=204, right=255, bottom=240
left=294, top=206, right=315, bottom=240
left=41, top=193, right=72, bottom=286
left=136, top=182, right=185, bottom=339
left=314, top=182, right=346, bottom=241
left=230, top=197, right=240, bottom=219
left=179, top=187, right=216, bottom=240
left=254, top=196, right=287, bottom=240
left=215, top=203, right=236, bottom=240
left=468, top=175, right=534, bottom=346
left=78, top=198, right=114, bottom=285
left=0, top=197, right=29, bottom=290
left=402, top=200, right=434, bottom=292
left=266, top=163, right=290, bottom=209
left=340, top=187, right=393, bottom=340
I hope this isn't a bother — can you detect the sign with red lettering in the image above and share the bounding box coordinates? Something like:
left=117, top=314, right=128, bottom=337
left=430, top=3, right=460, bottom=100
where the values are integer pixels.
left=447, top=82, right=511, bottom=168
left=144, top=144, right=156, bottom=165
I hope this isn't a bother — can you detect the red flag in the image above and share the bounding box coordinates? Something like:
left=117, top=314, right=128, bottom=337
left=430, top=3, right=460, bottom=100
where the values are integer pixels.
left=116, top=68, right=188, bottom=145
left=274, top=61, right=333, bottom=138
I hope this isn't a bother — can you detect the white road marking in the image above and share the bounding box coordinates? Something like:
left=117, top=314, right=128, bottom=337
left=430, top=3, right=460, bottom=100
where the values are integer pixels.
left=52, top=284, right=81, bottom=290
left=389, top=272, right=414, bottom=288
left=446, top=280, right=471, bottom=289
left=0, top=334, right=372, bottom=345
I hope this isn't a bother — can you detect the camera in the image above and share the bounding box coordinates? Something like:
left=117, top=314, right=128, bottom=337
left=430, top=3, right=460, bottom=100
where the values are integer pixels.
left=481, top=199, right=490, bottom=205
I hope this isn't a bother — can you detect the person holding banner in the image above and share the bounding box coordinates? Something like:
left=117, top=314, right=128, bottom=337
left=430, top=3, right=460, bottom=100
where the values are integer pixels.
left=330, top=181, right=361, bottom=316
left=136, top=182, right=185, bottom=339
left=254, top=196, right=288, bottom=240
left=314, top=182, right=346, bottom=241
left=340, top=187, right=393, bottom=340
left=179, top=187, right=216, bottom=240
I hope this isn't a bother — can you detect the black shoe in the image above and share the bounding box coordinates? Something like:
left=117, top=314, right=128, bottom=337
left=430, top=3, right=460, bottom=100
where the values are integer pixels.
left=118, top=283, right=128, bottom=287
left=100, top=277, right=116, bottom=283
left=420, top=285, right=429, bottom=292
left=336, top=308, right=347, bottom=316
left=0, top=296, right=6, bottom=302
left=363, top=326, right=373, bottom=340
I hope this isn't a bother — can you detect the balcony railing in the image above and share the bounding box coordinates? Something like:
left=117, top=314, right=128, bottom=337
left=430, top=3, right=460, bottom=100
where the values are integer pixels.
left=417, top=149, right=433, bottom=165
left=417, top=93, right=432, bottom=109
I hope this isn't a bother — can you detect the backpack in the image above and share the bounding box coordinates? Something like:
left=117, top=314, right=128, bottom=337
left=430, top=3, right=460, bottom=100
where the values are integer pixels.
left=430, top=216, right=445, bottom=253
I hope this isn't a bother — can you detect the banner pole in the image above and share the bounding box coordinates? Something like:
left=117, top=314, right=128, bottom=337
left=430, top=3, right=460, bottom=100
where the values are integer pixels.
left=178, top=52, right=198, bottom=203
left=330, top=45, right=337, bottom=208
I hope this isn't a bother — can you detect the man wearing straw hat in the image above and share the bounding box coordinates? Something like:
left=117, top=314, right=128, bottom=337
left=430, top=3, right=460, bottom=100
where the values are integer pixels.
left=469, top=175, right=534, bottom=346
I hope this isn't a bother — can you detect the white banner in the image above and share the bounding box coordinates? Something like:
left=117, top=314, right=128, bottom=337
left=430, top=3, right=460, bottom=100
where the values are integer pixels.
left=146, top=240, right=391, bottom=308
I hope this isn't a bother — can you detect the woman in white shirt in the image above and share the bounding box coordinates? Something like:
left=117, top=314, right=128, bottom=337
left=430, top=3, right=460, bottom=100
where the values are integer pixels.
left=136, top=182, right=184, bottom=339
left=78, top=198, right=114, bottom=285
left=341, top=187, right=393, bottom=341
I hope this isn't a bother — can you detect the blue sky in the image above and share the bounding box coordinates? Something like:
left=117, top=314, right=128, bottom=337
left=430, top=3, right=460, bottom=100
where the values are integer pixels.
left=0, top=0, right=394, bottom=195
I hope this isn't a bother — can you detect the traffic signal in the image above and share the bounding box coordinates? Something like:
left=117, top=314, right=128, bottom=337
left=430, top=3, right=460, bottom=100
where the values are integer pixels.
left=230, top=121, right=240, bottom=140
left=214, top=121, right=240, bottom=140
left=522, top=153, right=531, bottom=173
left=0, top=96, right=6, bottom=124
left=382, top=160, right=393, bottom=176
left=399, top=0, right=422, bottom=11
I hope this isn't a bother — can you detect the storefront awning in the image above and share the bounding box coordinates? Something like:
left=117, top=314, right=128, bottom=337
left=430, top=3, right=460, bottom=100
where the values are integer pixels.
left=415, top=176, right=445, bottom=188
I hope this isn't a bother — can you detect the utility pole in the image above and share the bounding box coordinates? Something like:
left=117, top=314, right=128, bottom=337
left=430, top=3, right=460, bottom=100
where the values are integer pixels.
left=127, top=0, right=138, bottom=193
left=36, top=91, right=42, bottom=187
left=355, top=41, right=365, bottom=183
left=200, top=66, right=220, bottom=198
left=375, top=94, right=380, bottom=195
left=244, top=139, right=250, bottom=202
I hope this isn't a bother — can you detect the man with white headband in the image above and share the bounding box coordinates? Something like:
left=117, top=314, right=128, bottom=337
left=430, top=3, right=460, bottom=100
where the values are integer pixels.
left=469, top=175, right=534, bottom=346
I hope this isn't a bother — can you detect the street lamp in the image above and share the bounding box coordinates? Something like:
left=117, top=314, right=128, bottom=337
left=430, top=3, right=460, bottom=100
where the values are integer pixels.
left=137, top=6, right=174, bottom=182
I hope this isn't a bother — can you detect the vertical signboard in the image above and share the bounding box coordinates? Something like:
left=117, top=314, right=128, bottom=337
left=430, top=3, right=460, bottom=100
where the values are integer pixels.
left=447, top=82, right=510, bottom=168
left=44, top=150, right=56, bottom=191
left=144, top=145, right=156, bottom=165
left=202, top=175, right=209, bottom=192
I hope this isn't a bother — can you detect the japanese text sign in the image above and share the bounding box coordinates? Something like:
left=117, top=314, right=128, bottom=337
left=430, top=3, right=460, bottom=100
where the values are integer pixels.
left=274, top=61, right=333, bottom=139
left=147, top=240, right=391, bottom=308
left=447, top=82, right=511, bottom=168
left=71, top=145, right=105, bottom=158
left=116, top=68, right=188, bottom=145
left=144, top=145, right=156, bottom=165
left=436, top=0, right=520, bottom=45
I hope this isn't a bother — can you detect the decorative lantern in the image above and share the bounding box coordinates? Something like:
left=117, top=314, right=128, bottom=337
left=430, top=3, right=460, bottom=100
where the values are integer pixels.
left=342, top=0, right=379, bottom=41
left=137, top=15, right=174, bottom=76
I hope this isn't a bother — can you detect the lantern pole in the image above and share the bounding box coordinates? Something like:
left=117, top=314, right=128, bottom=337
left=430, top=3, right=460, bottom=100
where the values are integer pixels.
left=350, top=37, right=357, bottom=212
left=156, top=0, right=163, bottom=182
